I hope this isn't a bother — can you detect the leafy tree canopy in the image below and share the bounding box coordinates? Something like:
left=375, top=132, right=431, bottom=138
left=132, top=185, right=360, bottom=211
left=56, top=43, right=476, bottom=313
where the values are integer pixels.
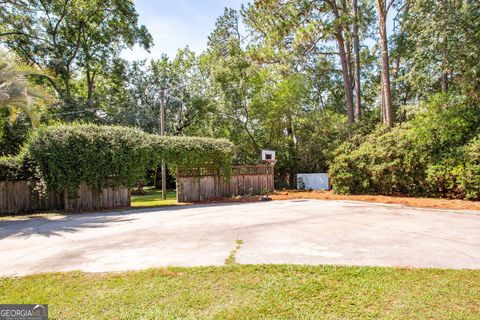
left=0, top=0, right=152, bottom=116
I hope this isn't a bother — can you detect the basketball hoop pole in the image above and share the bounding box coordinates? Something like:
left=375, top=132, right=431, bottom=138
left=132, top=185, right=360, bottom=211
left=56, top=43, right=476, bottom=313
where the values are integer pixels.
left=260, top=149, right=276, bottom=193
left=160, top=88, right=167, bottom=200
left=265, top=159, right=276, bottom=166
left=264, top=159, right=276, bottom=194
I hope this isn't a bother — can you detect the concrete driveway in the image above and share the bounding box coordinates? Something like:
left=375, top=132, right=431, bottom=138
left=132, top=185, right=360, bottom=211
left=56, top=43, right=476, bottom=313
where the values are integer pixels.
left=1, top=200, right=480, bottom=276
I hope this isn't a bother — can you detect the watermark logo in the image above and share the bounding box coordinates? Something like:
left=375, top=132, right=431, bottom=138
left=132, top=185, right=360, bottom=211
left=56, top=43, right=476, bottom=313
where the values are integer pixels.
left=0, top=304, right=48, bottom=320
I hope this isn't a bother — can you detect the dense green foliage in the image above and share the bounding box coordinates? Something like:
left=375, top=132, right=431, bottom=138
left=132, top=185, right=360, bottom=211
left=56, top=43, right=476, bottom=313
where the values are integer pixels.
left=458, top=137, right=480, bottom=200
left=1, top=0, right=479, bottom=198
left=330, top=94, right=480, bottom=199
left=0, top=156, right=33, bottom=181
left=0, top=0, right=151, bottom=115
left=2, top=123, right=233, bottom=195
left=0, top=109, right=32, bottom=157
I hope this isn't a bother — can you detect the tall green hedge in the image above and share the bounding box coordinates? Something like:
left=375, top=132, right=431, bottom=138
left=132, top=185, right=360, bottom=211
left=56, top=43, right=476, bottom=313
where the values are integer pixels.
left=2, top=123, right=234, bottom=195
left=329, top=125, right=429, bottom=196
left=329, top=94, right=480, bottom=200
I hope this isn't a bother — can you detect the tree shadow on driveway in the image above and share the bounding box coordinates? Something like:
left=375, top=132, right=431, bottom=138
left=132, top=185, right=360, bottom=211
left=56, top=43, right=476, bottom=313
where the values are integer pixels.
left=0, top=214, right=136, bottom=239
left=0, top=201, right=270, bottom=240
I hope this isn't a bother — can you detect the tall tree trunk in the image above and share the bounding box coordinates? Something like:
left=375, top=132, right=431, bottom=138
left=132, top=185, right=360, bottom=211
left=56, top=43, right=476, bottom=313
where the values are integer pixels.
left=351, top=0, right=361, bottom=121
left=377, top=0, right=393, bottom=128
left=86, top=68, right=95, bottom=107
left=286, top=116, right=297, bottom=188
left=330, top=0, right=354, bottom=124
left=392, top=2, right=409, bottom=98
left=441, top=71, right=448, bottom=92
left=159, top=88, right=167, bottom=200
left=341, top=0, right=353, bottom=83
left=64, top=65, right=72, bottom=105
left=337, top=31, right=355, bottom=124
left=380, top=77, right=386, bottom=122
left=345, top=39, right=353, bottom=88
left=441, top=43, right=448, bottom=92
left=342, top=0, right=355, bottom=118
left=392, top=58, right=401, bottom=96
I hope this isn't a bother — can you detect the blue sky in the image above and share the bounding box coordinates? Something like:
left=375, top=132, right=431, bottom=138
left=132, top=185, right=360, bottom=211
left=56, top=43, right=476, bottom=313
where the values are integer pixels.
left=121, top=0, right=248, bottom=60
left=121, top=0, right=395, bottom=61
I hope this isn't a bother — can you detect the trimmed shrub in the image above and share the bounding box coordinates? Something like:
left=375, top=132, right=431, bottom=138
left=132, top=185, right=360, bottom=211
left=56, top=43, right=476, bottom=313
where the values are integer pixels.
left=4, top=123, right=234, bottom=196
left=329, top=94, right=480, bottom=199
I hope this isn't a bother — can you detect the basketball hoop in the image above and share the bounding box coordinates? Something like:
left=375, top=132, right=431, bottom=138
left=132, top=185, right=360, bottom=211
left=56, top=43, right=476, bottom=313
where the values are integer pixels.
left=261, top=149, right=276, bottom=165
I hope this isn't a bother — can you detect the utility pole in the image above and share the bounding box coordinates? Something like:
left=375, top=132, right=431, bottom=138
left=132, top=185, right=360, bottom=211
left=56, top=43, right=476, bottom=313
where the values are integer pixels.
left=159, top=88, right=167, bottom=200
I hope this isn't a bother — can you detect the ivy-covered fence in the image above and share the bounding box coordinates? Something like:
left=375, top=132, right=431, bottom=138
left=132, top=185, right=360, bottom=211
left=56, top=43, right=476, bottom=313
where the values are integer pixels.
left=0, top=123, right=234, bottom=213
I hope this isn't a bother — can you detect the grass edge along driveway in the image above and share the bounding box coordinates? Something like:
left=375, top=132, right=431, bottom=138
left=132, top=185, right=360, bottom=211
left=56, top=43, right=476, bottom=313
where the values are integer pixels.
left=130, top=188, right=177, bottom=207
left=1, top=265, right=479, bottom=319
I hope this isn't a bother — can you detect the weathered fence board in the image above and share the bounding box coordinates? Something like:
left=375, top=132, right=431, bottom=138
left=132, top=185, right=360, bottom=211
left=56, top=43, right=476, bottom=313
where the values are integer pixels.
left=0, top=180, right=64, bottom=214
left=177, top=164, right=274, bottom=202
left=0, top=181, right=129, bottom=214
left=63, top=183, right=130, bottom=212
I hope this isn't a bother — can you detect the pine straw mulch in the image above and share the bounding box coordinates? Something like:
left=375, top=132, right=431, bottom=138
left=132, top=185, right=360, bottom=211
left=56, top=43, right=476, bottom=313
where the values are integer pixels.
left=269, top=190, right=480, bottom=211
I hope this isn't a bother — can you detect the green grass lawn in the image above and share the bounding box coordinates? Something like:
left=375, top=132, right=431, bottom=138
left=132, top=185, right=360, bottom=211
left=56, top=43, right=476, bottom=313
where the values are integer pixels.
left=1, top=265, right=479, bottom=319
left=131, top=187, right=177, bottom=207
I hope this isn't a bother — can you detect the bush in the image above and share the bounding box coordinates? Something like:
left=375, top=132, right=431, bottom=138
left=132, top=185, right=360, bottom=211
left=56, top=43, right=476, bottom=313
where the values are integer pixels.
left=457, top=136, right=480, bottom=200
left=424, top=157, right=462, bottom=198
left=0, top=156, right=33, bottom=181
left=329, top=125, right=429, bottom=196
left=423, top=136, right=480, bottom=200
left=2, top=123, right=234, bottom=196
left=329, top=94, right=480, bottom=199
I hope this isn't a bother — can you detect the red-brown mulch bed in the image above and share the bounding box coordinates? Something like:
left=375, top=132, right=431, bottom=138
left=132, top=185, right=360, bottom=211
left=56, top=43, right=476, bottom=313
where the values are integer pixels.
left=189, top=190, right=480, bottom=211
left=269, top=190, right=480, bottom=211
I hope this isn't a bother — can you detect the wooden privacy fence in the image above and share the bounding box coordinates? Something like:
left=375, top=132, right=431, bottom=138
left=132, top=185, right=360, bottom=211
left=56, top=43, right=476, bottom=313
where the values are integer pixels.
left=0, top=180, right=63, bottom=213
left=0, top=181, right=130, bottom=214
left=64, top=183, right=130, bottom=212
left=176, top=164, right=274, bottom=202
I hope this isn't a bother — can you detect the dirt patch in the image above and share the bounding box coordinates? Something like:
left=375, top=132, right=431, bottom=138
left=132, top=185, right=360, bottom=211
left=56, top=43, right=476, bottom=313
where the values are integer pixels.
left=269, top=190, right=480, bottom=211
